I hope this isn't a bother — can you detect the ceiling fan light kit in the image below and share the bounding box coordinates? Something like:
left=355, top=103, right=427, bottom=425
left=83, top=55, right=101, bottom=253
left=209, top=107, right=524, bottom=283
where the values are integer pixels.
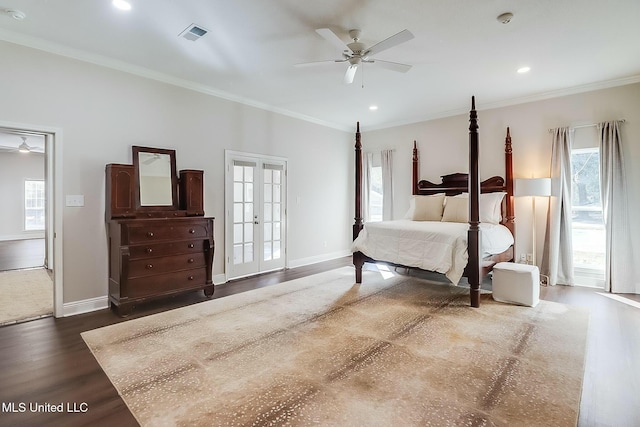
left=18, top=137, right=31, bottom=153
left=298, top=27, right=414, bottom=85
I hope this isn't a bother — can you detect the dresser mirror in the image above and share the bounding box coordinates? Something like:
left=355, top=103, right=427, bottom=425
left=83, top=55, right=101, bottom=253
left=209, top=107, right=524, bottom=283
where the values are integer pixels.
left=133, top=146, right=179, bottom=210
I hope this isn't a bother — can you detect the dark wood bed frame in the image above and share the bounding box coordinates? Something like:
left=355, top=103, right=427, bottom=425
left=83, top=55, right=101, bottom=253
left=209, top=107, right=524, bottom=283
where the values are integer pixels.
left=352, top=97, right=515, bottom=308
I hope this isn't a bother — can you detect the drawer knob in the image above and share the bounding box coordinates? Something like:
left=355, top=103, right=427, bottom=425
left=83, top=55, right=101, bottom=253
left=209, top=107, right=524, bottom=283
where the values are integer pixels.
left=189, top=229, right=196, bottom=234
left=188, top=275, right=195, bottom=281
left=146, top=264, right=153, bottom=269
left=188, top=258, right=194, bottom=263
left=146, top=248, right=153, bottom=254
left=147, top=213, right=152, bottom=217
left=147, top=232, right=154, bottom=238
left=188, top=243, right=195, bottom=248
left=173, top=212, right=179, bottom=216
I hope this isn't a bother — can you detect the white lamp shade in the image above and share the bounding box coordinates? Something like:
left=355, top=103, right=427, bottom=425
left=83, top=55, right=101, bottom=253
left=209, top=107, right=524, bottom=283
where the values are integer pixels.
left=515, top=178, right=551, bottom=197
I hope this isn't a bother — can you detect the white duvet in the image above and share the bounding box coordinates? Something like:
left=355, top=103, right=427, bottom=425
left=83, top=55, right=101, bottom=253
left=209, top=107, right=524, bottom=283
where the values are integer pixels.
left=351, top=219, right=514, bottom=285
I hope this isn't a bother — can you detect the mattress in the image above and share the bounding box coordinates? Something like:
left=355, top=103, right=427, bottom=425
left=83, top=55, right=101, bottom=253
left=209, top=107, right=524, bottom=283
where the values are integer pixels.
left=352, top=219, right=514, bottom=285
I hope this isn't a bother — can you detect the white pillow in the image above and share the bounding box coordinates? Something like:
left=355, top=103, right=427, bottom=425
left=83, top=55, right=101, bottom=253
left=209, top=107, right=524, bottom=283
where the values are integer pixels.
left=452, top=192, right=506, bottom=224
left=442, top=196, right=468, bottom=223
left=404, top=194, right=445, bottom=221
left=481, top=192, right=506, bottom=224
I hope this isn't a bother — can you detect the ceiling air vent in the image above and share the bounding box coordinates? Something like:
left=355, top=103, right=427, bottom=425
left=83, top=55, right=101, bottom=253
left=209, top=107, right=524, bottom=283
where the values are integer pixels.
left=179, top=24, right=209, bottom=41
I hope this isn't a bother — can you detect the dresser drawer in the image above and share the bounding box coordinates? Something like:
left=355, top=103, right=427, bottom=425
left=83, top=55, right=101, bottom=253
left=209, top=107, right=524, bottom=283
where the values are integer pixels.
left=127, top=222, right=210, bottom=243
left=126, top=268, right=208, bottom=298
left=128, top=253, right=206, bottom=278
left=128, top=240, right=206, bottom=259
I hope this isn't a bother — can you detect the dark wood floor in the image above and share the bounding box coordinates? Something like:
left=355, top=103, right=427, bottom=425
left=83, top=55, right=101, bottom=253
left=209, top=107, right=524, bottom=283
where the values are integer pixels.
left=0, top=238, right=45, bottom=271
left=0, top=257, right=638, bottom=427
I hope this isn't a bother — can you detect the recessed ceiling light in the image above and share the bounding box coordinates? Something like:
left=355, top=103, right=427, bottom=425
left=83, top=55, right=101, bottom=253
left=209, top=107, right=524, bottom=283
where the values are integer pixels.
left=112, top=0, right=132, bottom=11
left=369, top=105, right=378, bottom=111
left=517, top=66, right=531, bottom=74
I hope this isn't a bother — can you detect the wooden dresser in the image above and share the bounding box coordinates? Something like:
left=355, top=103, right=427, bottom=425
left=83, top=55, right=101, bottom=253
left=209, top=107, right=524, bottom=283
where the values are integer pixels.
left=106, top=146, right=214, bottom=316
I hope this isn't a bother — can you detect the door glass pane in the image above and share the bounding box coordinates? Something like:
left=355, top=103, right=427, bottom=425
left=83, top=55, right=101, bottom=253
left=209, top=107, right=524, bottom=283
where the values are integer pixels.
left=274, top=185, right=281, bottom=203
left=264, top=184, right=272, bottom=202
left=234, top=165, right=243, bottom=182
left=273, top=170, right=280, bottom=184
left=264, top=203, right=272, bottom=222
left=244, top=243, right=253, bottom=263
left=264, top=223, right=272, bottom=241
left=233, top=224, right=243, bottom=244
left=233, top=203, right=243, bottom=222
left=233, top=245, right=243, bottom=264
left=244, top=166, right=253, bottom=182
left=273, top=203, right=281, bottom=222
left=264, top=242, right=272, bottom=261
left=245, top=183, right=253, bottom=202
left=244, top=223, right=253, bottom=242
left=273, top=222, right=281, bottom=240
left=273, top=241, right=281, bottom=260
left=233, top=183, right=243, bottom=202
left=244, top=203, right=253, bottom=222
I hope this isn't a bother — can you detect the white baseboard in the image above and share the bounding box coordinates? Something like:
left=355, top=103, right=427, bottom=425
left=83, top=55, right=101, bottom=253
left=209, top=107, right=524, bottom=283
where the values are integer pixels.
left=213, top=274, right=227, bottom=285
left=62, top=296, right=109, bottom=317
left=61, top=253, right=350, bottom=316
left=287, top=250, right=351, bottom=269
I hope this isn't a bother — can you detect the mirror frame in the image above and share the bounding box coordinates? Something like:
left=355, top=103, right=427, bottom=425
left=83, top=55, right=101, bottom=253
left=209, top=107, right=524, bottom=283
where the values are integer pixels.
left=132, top=146, right=179, bottom=212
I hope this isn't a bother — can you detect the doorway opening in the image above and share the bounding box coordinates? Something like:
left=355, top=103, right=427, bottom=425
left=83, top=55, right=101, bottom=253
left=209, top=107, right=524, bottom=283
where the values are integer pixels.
left=0, top=123, right=63, bottom=322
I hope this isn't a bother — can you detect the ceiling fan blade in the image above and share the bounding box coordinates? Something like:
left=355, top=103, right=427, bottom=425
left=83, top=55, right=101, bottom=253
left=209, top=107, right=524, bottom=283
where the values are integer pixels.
left=372, top=59, right=412, bottom=73
left=366, top=29, right=414, bottom=56
left=316, top=28, right=349, bottom=52
left=343, top=64, right=358, bottom=84
left=294, top=59, right=344, bottom=68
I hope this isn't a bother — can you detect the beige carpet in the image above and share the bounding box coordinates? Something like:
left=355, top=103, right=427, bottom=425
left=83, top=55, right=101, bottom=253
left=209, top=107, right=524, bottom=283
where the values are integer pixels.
left=82, top=267, right=589, bottom=427
left=0, top=268, right=53, bottom=325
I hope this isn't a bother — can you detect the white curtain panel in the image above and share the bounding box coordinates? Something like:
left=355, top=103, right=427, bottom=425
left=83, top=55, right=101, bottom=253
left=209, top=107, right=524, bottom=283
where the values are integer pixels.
left=381, top=149, right=394, bottom=221
left=598, top=121, right=636, bottom=293
left=362, top=152, right=373, bottom=223
left=542, top=127, right=575, bottom=286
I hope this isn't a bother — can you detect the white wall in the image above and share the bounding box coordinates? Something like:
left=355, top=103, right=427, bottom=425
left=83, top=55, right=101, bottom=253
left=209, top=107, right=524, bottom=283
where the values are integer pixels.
left=0, top=41, right=353, bottom=305
left=0, top=151, right=45, bottom=240
left=363, top=83, right=640, bottom=289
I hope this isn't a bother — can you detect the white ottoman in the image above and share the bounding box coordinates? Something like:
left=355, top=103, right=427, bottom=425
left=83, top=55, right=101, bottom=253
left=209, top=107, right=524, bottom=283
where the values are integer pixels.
left=492, top=262, right=540, bottom=307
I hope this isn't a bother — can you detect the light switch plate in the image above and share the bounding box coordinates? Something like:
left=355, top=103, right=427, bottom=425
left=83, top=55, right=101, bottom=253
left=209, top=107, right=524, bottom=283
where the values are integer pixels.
left=66, top=195, right=85, bottom=207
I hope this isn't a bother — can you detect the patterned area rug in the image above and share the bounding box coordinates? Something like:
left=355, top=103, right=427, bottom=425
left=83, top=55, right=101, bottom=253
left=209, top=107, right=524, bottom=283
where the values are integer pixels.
left=0, top=268, right=53, bottom=325
left=82, top=267, right=589, bottom=427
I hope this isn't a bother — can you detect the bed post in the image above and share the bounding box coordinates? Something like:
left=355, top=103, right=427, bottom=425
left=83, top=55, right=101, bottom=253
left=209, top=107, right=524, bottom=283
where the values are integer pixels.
left=353, top=122, right=364, bottom=283
left=504, top=128, right=515, bottom=238
left=468, top=97, right=481, bottom=308
left=412, top=141, right=419, bottom=195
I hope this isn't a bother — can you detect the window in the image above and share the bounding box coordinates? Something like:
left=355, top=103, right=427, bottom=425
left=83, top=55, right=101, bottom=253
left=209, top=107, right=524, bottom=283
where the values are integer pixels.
left=25, top=180, right=45, bottom=231
left=571, top=147, right=604, bottom=286
left=369, top=165, right=383, bottom=222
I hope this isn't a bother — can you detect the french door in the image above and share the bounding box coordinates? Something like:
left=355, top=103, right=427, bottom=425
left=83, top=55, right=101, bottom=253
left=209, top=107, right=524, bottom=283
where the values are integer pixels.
left=225, top=152, right=287, bottom=279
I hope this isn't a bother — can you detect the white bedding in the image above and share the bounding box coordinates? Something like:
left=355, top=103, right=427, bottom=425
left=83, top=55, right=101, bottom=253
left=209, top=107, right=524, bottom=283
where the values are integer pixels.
left=351, top=219, right=514, bottom=285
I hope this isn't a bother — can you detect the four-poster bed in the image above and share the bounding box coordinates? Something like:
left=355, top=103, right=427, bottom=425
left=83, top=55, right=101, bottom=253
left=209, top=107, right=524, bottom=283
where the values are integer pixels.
left=352, top=97, right=515, bottom=307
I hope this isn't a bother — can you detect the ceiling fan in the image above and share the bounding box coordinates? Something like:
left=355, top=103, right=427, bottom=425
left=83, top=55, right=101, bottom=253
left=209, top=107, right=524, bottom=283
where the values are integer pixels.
left=296, top=28, right=415, bottom=84
left=0, top=136, right=42, bottom=154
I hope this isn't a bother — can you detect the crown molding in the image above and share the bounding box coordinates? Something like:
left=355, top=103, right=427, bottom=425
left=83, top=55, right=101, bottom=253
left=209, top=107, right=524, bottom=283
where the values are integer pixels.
left=1, top=28, right=637, bottom=134
left=0, top=29, right=351, bottom=132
